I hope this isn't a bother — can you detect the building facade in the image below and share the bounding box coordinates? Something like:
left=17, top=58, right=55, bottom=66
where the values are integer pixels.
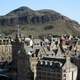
left=36, top=57, right=77, bottom=80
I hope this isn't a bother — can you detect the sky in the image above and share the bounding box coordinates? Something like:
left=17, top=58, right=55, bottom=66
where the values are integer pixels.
left=0, top=0, right=80, bottom=23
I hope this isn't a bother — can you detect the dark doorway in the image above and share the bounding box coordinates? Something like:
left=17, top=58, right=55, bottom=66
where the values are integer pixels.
left=0, top=76, right=11, bottom=80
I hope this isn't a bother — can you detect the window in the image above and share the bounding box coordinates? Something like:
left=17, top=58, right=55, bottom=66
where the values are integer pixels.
left=63, top=74, right=66, bottom=77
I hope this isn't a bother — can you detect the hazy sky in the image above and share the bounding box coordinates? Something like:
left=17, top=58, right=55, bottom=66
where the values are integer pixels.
left=0, top=0, right=80, bottom=23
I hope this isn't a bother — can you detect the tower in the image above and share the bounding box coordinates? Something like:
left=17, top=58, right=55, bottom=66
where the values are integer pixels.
left=11, top=25, right=34, bottom=80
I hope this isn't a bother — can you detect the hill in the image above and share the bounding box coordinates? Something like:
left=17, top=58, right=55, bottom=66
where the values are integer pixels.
left=0, top=6, right=80, bottom=37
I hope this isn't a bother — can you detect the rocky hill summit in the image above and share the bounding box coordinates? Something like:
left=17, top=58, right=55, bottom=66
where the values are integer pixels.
left=0, top=6, right=79, bottom=26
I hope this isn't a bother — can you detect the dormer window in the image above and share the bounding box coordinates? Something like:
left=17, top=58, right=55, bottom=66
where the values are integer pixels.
left=0, top=40, right=2, bottom=45
left=3, top=40, right=6, bottom=45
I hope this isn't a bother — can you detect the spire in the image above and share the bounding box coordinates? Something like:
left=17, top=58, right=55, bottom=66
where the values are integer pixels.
left=65, top=54, right=71, bottom=64
left=17, top=25, right=21, bottom=38
left=15, top=25, right=21, bottom=42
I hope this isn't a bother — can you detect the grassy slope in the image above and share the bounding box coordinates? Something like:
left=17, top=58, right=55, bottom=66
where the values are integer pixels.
left=21, top=20, right=79, bottom=37
left=0, top=20, right=79, bottom=37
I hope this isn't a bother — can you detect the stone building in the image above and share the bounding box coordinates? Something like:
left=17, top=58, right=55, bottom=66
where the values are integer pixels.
left=11, top=34, right=34, bottom=80
left=0, top=37, right=12, bottom=63
left=0, top=37, right=15, bottom=80
left=36, top=56, right=77, bottom=80
left=0, top=31, right=79, bottom=80
left=71, top=55, right=80, bottom=80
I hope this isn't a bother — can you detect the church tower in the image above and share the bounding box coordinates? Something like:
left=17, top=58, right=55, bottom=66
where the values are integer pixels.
left=11, top=25, right=33, bottom=80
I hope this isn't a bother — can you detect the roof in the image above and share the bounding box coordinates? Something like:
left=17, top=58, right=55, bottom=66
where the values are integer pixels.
left=38, top=56, right=77, bottom=72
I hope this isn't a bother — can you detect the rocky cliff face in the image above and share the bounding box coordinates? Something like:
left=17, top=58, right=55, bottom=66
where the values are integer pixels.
left=0, top=6, right=79, bottom=27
